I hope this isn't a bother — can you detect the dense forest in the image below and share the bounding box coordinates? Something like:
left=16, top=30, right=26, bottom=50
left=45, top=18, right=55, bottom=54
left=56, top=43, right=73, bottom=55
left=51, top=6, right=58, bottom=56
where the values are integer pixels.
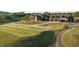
left=0, top=11, right=79, bottom=24
left=0, top=11, right=30, bottom=24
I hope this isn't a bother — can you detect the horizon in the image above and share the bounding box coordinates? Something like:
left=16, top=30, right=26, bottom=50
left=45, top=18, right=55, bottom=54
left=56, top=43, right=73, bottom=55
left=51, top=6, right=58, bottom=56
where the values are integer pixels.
left=0, top=10, right=78, bottom=13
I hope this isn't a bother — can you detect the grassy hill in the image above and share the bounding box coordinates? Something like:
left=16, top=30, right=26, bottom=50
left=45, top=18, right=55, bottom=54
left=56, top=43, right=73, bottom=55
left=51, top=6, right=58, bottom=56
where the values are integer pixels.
left=0, top=25, right=56, bottom=47
left=0, top=22, right=69, bottom=47
left=61, top=27, right=79, bottom=47
left=39, top=23, right=67, bottom=30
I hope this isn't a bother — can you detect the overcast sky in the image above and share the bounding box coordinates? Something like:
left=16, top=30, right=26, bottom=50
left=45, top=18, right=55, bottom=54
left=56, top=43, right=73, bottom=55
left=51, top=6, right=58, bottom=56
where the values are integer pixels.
left=0, top=0, right=79, bottom=12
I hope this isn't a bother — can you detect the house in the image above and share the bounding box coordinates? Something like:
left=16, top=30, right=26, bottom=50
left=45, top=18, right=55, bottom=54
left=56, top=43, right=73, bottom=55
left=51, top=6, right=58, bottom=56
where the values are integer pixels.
left=74, top=17, right=79, bottom=22
left=68, top=16, right=74, bottom=22
left=48, top=13, right=71, bottom=22
left=28, top=13, right=74, bottom=22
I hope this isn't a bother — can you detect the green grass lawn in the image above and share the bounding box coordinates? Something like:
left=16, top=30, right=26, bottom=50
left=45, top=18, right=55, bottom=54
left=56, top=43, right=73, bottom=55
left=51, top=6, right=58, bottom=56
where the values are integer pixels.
left=39, top=23, right=67, bottom=30
left=0, top=25, right=56, bottom=47
left=0, top=22, right=68, bottom=47
left=16, top=21, right=47, bottom=25
left=61, top=27, right=79, bottom=47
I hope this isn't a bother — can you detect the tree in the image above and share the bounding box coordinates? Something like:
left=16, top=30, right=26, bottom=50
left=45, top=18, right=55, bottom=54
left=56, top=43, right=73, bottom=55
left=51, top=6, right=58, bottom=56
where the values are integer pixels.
left=73, top=12, right=79, bottom=17
left=0, top=14, right=6, bottom=24
left=21, top=15, right=29, bottom=21
left=43, top=12, right=50, bottom=16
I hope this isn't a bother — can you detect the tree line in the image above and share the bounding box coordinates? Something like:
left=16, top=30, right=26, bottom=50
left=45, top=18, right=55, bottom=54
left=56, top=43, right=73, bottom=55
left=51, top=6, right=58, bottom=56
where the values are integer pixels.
left=0, top=11, right=79, bottom=24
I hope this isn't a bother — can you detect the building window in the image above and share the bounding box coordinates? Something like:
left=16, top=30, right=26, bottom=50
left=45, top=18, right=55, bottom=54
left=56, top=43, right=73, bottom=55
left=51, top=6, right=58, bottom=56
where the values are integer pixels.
left=62, top=16, right=66, bottom=18
left=52, top=16, right=55, bottom=18
left=56, top=16, right=60, bottom=18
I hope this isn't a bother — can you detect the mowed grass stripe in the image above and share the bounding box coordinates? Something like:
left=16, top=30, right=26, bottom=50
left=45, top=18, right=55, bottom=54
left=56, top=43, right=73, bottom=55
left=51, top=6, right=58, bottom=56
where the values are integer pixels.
left=0, top=31, right=20, bottom=46
left=0, top=26, right=43, bottom=37
left=0, top=26, right=44, bottom=46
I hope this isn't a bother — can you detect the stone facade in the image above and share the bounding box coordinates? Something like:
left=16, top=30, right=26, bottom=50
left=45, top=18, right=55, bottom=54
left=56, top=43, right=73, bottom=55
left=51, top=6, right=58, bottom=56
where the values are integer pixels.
left=28, top=13, right=73, bottom=22
left=49, top=13, right=71, bottom=22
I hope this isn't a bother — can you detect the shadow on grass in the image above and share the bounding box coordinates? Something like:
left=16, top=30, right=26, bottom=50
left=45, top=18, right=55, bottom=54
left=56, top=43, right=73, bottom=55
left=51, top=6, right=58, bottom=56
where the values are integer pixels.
left=13, top=30, right=56, bottom=47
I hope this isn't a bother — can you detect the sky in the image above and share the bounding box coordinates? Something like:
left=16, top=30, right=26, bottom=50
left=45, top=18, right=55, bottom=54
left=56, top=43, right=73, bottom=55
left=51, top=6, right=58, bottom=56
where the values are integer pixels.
left=0, top=0, right=79, bottom=13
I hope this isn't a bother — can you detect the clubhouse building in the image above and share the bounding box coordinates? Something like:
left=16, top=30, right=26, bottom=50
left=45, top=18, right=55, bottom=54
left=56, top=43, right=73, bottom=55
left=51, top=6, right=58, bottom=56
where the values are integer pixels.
left=28, top=13, right=74, bottom=22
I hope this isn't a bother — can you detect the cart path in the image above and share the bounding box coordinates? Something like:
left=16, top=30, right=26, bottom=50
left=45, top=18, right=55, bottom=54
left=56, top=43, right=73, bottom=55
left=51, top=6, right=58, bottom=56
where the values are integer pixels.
left=56, top=22, right=79, bottom=47
left=56, top=28, right=74, bottom=47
